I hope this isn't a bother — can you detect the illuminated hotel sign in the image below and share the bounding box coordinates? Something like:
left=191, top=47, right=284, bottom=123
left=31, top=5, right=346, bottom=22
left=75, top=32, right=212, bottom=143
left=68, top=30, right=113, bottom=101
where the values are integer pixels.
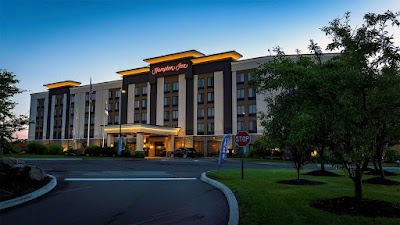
left=151, top=63, right=188, bottom=75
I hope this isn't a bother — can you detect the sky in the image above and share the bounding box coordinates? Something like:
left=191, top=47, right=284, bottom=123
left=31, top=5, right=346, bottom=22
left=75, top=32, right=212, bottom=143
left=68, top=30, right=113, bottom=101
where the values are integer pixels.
left=1, top=0, right=399, bottom=139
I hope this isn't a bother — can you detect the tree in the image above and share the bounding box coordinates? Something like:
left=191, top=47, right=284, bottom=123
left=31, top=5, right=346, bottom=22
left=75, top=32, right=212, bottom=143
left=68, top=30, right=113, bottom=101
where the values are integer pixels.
left=252, top=11, right=400, bottom=200
left=0, top=69, right=30, bottom=153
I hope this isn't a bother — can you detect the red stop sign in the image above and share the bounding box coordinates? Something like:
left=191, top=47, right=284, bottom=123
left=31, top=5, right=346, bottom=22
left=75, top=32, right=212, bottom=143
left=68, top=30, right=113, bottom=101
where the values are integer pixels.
left=235, top=131, right=251, bottom=147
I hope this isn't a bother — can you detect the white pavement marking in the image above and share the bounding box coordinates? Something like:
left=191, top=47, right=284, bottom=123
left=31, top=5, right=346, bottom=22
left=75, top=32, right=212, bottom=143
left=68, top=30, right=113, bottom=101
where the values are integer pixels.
left=64, top=177, right=197, bottom=181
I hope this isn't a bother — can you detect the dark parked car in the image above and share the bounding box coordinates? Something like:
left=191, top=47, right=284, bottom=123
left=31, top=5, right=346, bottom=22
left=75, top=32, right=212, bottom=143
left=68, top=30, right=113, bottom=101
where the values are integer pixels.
left=170, top=148, right=197, bottom=158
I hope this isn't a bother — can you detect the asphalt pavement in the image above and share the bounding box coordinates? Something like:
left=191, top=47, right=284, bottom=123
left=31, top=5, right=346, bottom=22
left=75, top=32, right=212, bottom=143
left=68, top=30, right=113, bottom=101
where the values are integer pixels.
left=0, top=157, right=318, bottom=225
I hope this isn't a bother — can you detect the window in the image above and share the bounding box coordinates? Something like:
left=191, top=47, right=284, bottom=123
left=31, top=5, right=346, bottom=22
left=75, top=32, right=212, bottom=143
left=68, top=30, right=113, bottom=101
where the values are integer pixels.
left=248, top=88, right=256, bottom=99
left=142, top=86, right=148, bottom=95
left=237, top=89, right=244, bottom=100
left=135, top=87, right=140, bottom=96
left=207, top=92, right=214, bottom=103
left=164, top=83, right=170, bottom=93
left=237, top=121, right=244, bottom=131
left=237, top=73, right=245, bottom=83
left=70, top=94, right=75, bottom=103
left=198, top=78, right=204, bottom=89
left=237, top=105, right=245, bottom=116
left=108, top=90, right=113, bottom=99
left=90, top=115, right=94, bottom=125
left=114, top=115, right=119, bottom=124
left=207, top=77, right=214, bottom=88
left=197, top=93, right=204, bottom=104
left=172, top=110, right=179, bottom=120
left=207, top=123, right=214, bottom=134
left=197, top=123, right=204, bottom=134
left=249, top=104, right=257, bottom=115
left=207, top=107, right=214, bottom=118
left=164, top=97, right=170, bottom=107
left=108, top=103, right=113, bottom=111
left=173, top=82, right=179, bottom=92
left=108, top=116, right=112, bottom=124
left=249, top=121, right=257, bottom=133
left=84, top=117, right=88, bottom=125
left=142, top=99, right=147, bottom=108
left=172, top=96, right=178, bottom=106
left=164, top=111, right=170, bottom=121
left=134, top=113, right=139, bottom=122
left=116, top=90, right=121, bottom=98
left=141, top=113, right=147, bottom=123
left=135, top=100, right=140, bottom=109
left=85, top=93, right=90, bottom=101
left=115, top=102, right=119, bottom=111
left=197, top=108, right=204, bottom=119
left=69, top=118, right=74, bottom=126
left=248, top=72, right=253, bottom=81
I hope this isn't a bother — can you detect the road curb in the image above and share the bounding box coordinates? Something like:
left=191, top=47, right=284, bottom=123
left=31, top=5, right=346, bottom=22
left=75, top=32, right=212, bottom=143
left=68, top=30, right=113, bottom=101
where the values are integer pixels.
left=201, top=172, right=239, bottom=225
left=0, top=174, right=57, bottom=210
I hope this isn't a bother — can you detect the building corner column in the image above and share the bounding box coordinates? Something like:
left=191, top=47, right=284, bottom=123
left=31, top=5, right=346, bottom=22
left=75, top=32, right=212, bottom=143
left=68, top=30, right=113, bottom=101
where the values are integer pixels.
left=136, top=132, right=144, bottom=152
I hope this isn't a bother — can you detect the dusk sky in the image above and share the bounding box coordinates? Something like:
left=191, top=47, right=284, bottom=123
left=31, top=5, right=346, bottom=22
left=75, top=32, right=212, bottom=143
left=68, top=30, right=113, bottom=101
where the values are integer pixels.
left=1, top=0, right=399, bottom=139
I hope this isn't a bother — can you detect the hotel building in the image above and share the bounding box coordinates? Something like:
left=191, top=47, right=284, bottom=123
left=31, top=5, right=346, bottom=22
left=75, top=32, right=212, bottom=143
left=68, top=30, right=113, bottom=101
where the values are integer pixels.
left=28, top=50, right=335, bottom=156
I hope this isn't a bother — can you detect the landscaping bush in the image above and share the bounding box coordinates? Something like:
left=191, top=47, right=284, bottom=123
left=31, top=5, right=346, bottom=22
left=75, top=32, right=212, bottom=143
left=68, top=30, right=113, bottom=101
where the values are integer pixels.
left=248, top=135, right=272, bottom=158
left=46, top=144, right=63, bottom=155
left=121, top=149, right=133, bottom=157
left=27, top=141, right=47, bottom=155
left=0, top=141, right=20, bottom=154
left=384, top=149, right=400, bottom=163
left=85, top=146, right=102, bottom=156
left=134, top=151, right=145, bottom=158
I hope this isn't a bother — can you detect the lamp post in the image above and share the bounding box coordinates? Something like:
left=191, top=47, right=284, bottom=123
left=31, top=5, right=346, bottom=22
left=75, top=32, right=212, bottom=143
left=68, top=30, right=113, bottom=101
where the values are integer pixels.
left=118, top=88, right=126, bottom=154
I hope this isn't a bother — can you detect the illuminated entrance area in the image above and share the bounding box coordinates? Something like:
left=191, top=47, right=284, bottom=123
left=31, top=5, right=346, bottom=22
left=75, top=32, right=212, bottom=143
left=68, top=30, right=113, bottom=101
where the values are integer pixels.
left=104, top=124, right=180, bottom=156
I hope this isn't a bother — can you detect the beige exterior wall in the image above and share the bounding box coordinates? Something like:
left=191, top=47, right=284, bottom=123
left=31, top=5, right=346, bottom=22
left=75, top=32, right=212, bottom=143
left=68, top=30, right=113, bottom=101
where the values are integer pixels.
left=156, top=77, right=164, bottom=126
left=214, top=71, right=224, bottom=135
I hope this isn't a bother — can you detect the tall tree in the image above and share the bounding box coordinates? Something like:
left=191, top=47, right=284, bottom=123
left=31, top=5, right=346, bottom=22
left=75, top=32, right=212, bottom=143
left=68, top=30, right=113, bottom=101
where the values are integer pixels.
left=0, top=69, right=30, bottom=152
left=252, top=11, right=400, bottom=200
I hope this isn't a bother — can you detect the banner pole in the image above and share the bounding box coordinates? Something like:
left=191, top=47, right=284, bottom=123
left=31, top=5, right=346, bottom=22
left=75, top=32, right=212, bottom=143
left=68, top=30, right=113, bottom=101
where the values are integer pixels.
left=241, top=146, right=244, bottom=179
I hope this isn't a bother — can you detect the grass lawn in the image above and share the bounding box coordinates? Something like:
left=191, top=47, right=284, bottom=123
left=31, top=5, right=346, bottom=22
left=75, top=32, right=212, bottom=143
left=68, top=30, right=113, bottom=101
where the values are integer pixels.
left=207, top=169, right=400, bottom=225
left=1, top=154, right=69, bottom=158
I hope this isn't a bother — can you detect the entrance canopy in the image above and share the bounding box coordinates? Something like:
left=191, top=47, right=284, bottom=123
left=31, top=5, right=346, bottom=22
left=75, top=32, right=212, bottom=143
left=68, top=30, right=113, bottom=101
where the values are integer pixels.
left=104, top=124, right=180, bottom=136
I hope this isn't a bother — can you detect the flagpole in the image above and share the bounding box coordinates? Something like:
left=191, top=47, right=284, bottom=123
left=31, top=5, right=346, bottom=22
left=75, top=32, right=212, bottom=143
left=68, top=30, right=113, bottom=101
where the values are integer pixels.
left=87, top=77, right=92, bottom=147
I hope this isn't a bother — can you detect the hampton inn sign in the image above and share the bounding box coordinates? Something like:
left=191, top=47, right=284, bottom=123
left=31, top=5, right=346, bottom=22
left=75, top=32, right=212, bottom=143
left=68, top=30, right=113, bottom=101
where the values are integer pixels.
left=151, top=63, right=189, bottom=75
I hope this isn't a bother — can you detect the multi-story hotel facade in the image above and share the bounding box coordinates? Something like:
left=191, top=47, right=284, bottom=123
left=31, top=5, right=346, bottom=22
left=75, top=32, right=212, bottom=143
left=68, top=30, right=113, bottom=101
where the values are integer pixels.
left=28, top=50, right=335, bottom=156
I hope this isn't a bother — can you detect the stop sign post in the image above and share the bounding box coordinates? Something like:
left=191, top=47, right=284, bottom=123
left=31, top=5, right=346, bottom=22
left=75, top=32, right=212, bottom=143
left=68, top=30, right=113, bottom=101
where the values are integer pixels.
left=235, top=131, right=251, bottom=179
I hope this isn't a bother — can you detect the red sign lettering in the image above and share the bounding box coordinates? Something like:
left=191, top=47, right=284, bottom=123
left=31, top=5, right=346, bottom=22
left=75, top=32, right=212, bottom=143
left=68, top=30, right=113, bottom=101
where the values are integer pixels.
left=151, top=63, right=188, bottom=75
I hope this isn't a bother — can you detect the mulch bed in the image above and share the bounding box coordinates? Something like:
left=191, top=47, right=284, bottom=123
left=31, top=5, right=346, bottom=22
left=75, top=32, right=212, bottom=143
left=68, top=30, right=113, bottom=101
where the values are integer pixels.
left=310, top=196, right=400, bottom=218
left=365, top=170, right=398, bottom=176
left=0, top=176, right=51, bottom=202
left=277, top=179, right=325, bottom=185
left=303, top=170, right=341, bottom=177
left=363, top=177, right=400, bottom=185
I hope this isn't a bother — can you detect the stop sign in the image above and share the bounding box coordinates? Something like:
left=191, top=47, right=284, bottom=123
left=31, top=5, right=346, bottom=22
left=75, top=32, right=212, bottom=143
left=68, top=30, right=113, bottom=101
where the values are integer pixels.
left=235, top=131, right=251, bottom=147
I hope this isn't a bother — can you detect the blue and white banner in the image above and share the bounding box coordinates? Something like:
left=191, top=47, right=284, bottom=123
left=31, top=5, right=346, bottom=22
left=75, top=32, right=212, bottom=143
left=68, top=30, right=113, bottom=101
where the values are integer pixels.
left=118, top=136, right=124, bottom=155
left=218, top=134, right=231, bottom=165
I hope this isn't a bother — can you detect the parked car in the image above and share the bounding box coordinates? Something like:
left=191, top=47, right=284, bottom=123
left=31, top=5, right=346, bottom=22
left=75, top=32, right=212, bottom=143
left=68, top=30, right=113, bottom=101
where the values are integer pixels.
left=170, top=148, right=197, bottom=158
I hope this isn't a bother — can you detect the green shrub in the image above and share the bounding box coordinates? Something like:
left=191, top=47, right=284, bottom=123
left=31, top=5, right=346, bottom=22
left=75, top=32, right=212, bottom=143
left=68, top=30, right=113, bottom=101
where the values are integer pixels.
left=1, top=141, right=20, bottom=154
left=134, top=151, right=145, bottom=158
left=247, top=135, right=273, bottom=158
left=85, top=145, right=102, bottom=156
left=27, top=141, right=47, bottom=155
left=121, top=149, right=133, bottom=157
left=46, top=144, right=63, bottom=155
left=384, top=149, right=400, bottom=163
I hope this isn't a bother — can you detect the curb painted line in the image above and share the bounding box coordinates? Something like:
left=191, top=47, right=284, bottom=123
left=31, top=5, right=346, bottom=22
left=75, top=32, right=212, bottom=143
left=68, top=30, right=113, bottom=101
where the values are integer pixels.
left=201, top=172, right=239, bottom=225
left=0, top=174, right=57, bottom=210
